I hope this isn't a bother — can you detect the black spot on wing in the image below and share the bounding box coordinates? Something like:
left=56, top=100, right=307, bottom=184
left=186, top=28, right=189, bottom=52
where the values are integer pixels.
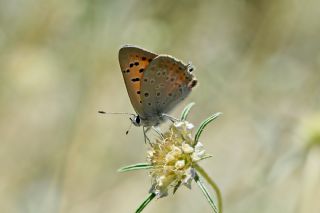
left=131, top=78, right=140, bottom=82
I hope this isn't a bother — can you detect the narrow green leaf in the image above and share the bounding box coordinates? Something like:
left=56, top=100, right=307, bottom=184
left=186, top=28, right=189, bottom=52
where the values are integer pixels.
left=180, top=102, right=195, bottom=121
left=118, top=163, right=153, bottom=172
left=194, top=112, right=222, bottom=143
left=135, top=193, right=156, bottom=213
left=195, top=173, right=219, bottom=213
left=194, top=155, right=213, bottom=162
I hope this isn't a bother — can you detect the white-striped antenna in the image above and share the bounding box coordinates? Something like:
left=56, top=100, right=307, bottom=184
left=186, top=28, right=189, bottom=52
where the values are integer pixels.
left=98, top=110, right=136, bottom=135
left=98, top=111, right=135, bottom=116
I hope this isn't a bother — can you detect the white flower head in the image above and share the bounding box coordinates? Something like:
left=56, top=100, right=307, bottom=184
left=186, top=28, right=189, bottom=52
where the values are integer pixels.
left=148, top=121, right=210, bottom=198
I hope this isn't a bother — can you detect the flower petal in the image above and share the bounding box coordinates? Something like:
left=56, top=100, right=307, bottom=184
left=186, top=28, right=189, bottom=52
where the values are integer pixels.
left=182, top=142, right=194, bottom=153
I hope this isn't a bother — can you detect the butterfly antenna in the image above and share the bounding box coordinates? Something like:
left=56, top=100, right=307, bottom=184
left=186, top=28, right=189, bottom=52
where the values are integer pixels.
left=98, top=111, right=135, bottom=116
left=126, top=122, right=133, bottom=135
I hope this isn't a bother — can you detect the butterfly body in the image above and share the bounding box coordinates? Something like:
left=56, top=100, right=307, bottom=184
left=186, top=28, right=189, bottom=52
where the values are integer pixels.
left=119, top=45, right=197, bottom=128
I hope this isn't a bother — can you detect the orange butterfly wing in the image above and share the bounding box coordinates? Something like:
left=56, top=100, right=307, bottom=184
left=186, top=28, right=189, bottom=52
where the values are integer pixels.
left=118, top=45, right=157, bottom=116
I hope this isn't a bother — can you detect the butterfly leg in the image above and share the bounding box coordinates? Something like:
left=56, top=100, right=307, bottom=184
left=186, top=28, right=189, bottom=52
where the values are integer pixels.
left=143, top=126, right=151, bottom=144
left=152, top=126, right=164, bottom=139
left=162, top=113, right=180, bottom=123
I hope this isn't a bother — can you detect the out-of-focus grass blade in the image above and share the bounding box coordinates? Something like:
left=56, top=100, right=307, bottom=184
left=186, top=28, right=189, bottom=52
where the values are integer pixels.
left=194, top=112, right=222, bottom=143
left=118, top=163, right=153, bottom=172
left=195, top=164, right=223, bottom=212
left=195, top=173, right=218, bottom=213
left=180, top=102, right=195, bottom=121
left=135, top=193, right=156, bottom=213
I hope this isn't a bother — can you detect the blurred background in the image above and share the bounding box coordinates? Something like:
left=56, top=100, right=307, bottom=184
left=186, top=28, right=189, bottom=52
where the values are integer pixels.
left=1, top=0, right=320, bottom=212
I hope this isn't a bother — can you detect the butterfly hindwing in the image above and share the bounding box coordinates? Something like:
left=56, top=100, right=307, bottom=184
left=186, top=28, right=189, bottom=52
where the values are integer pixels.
left=140, top=55, right=197, bottom=118
left=118, top=45, right=157, bottom=117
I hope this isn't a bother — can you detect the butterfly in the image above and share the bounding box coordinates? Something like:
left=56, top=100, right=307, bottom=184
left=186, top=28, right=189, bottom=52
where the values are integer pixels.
left=118, top=45, right=197, bottom=131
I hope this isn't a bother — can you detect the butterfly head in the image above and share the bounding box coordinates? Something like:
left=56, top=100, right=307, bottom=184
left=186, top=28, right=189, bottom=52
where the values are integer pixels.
left=130, top=114, right=141, bottom=127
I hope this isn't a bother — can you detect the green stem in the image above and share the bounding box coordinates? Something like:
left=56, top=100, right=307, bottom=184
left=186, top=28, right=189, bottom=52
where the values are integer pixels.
left=135, top=193, right=156, bottom=213
left=194, top=164, right=223, bottom=213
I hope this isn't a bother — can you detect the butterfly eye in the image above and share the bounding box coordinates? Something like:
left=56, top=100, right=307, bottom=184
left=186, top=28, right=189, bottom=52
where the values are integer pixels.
left=189, top=67, right=193, bottom=72
left=136, top=116, right=141, bottom=124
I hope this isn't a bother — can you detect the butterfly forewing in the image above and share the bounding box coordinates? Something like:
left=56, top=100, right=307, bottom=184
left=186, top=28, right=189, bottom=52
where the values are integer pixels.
left=118, top=45, right=157, bottom=117
left=140, top=55, right=197, bottom=118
